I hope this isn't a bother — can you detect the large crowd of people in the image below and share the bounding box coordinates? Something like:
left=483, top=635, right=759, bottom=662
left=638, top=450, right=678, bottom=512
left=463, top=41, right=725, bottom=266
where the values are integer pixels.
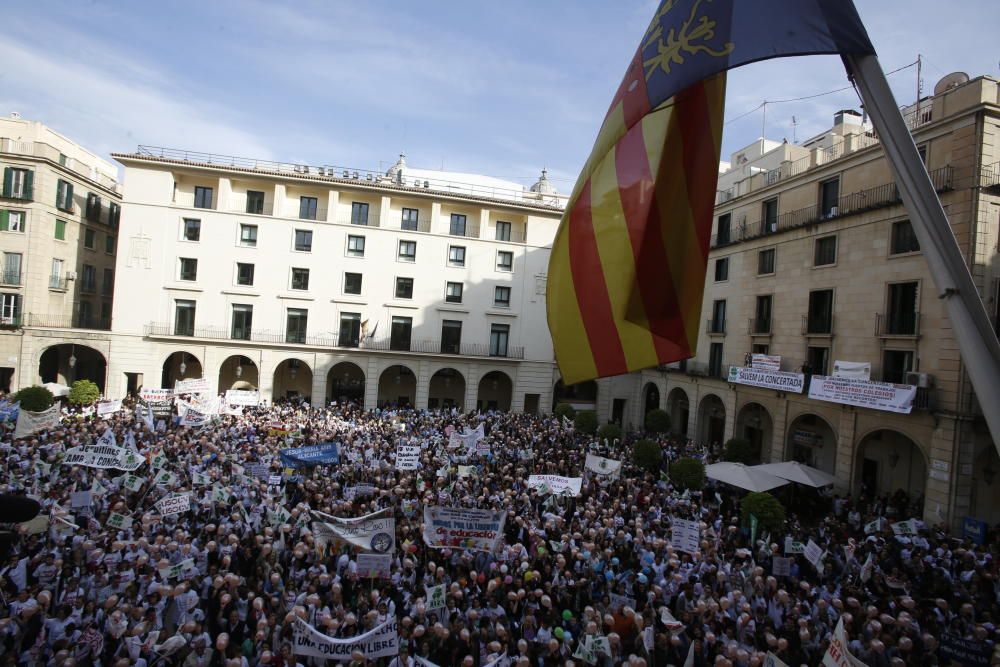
left=0, top=392, right=996, bottom=667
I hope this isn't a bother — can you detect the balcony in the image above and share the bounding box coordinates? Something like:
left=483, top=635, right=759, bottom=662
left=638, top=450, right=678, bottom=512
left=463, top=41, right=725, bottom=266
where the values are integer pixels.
left=0, top=270, right=21, bottom=286
left=1, top=138, right=120, bottom=193
left=875, top=312, right=921, bottom=338
left=706, top=318, right=726, bottom=336
left=0, top=315, right=21, bottom=330
left=24, top=313, right=111, bottom=330
left=980, top=160, right=1000, bottom=191
left=748, top=317, right=772, bottom=336
left=48, top=276, right=69, bottom=291
left=143, top=323, right=525, bottom=359
left=802, top=314, right=835, bottom=336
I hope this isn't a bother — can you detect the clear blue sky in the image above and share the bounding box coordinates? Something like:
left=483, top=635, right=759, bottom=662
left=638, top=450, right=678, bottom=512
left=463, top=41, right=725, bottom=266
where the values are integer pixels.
left=2, top=1, right=997, bottom=190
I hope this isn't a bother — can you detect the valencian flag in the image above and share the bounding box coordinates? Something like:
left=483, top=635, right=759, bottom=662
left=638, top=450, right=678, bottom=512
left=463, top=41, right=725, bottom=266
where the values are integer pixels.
left=547, top=0, right=875, bottom=384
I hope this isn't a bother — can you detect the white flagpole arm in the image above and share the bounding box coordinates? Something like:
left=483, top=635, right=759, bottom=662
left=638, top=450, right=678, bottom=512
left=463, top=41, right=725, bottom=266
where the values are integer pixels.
left=845, top=53, right=1000, bottom=449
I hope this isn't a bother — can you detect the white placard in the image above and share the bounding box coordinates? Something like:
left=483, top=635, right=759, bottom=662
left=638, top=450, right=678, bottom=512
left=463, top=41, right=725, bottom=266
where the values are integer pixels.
left=670, top=518, right=701, bottom=554
left=772, top=556, right=791, bottom=577
left=96, top=399, right=123, bottom=417
left=808, top=375, right=916, bottom=414
left=356, top=553, right=392, bottom=578
left=293, top=618, right=397, bottom=661
left=156, top=494, right=191, bottom=516
left=527, top=475, right=583, bottom=497
left=728, top=366, right=804, bottom=393
left=225, top=389, right=260, bottom=406
left=585, top=454, right=622, bottom=479
left=822, top=617, right=866, bottom=667
left=804, top=539, right=824, bottom=567
left=140, top=388, right=174, bottom=402
left=174, top=378, right=210, bottom=394
left=396, top=444, right=420, bottom=470
left=751, top=354, right=782, bottom=371
left=832, top=360, right=871, bottom=382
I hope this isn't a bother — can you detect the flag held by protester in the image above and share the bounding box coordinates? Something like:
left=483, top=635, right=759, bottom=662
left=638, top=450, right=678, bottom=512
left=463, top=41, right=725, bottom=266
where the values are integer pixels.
left=546, top=0, right=875, bottom=384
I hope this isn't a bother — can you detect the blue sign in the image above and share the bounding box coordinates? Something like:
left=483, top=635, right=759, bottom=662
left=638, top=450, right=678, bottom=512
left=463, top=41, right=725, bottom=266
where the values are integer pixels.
left=279, top=442, right=340, bottom=468
left=963, top=516, right=988, bottom=545
left=0, top=401, right=19, bottom=423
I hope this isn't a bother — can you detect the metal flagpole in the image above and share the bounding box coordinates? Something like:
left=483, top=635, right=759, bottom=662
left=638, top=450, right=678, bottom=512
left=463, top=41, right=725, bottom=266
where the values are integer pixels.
left=845, top=53, right=1000, bottom=450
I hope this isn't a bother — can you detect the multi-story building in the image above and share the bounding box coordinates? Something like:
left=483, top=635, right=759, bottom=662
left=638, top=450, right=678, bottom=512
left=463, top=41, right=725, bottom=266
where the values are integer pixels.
left=0, top=114, right=121, bottom=392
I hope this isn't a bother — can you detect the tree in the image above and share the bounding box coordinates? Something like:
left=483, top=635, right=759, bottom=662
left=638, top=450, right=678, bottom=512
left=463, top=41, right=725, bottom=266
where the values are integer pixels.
left=574, top=410, right=598, bottom=435
left=669, top=457, right=706, bottom=491
left=633, top=439, right=662, bottom=473
left=644, top=408, right=671, bottom=434
left=723, top=437, right=759, bottom=465
left=68, top=380, right=101, bottom=406
left=597, top=422, right=623, bottom=443
left=741, top=492, right=786, bottom=535
left=13, top=385, right=54, bottom=412
left=554, top=403, right=576, bottom=420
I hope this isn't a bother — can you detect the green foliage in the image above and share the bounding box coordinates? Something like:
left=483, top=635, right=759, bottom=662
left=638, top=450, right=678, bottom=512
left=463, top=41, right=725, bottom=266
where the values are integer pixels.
left=574, top=410, right=598, bottom=434
left=741, top=492, right=786, bottom=534
left=723, top=437, right=759, bottom=465
left=597, top=422, right=623, bottom=443
left=13, top=385, right=54, bottom=412
left=553, top=403, right=576, bottom=420
left=633, top=439, right=663, bottom=473
left=68, top=379, right=101, bottom=406
left=669, top=457, right=706, bottom=491
left=644, top=408, right=671, bottom=434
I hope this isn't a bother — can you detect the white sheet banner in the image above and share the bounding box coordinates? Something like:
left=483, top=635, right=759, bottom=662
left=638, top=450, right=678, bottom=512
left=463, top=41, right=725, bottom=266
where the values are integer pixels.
left=805, top=539, right=824, bottom=567
left=225, top=389, right=260, bottom=406
left=140, top=388, right=174, bottom=402
left=357, top=553, right=392, bottom=579
left=832, top=360, right=871, bottom=381
left=527, top=475, right=583, bottom=497
left=751, top=354, right=782, bottom=372
left=423, top=506, right=506, bottom=553
left=174, top=378, right=210, bottom=394
left=396, top=444, right=420, bottom=471
left=96, top=399, right=123, bottom=417
left=585, top=454, right=622, bottom=479
left=63, top=445, right=144, bottom=471
left=311, top=509, right=396, bottom=553
left=728, top=366, right=804, bottom=393
left=180, top=407, right=210, bottom=428
left=14, top=405, right=60, bottom=439
left=891, top=518, right=919, bottom=536
left=822, top=617, right=866, bottom=667
left=670, top=517, right=701, bottom=554
left=448, top=424, right=485, bottom=452
left=808, top=375, right=916, bottom=414
left=293, top=618, right=397, bottom=661
left=156, top=494, right=191, bottom=516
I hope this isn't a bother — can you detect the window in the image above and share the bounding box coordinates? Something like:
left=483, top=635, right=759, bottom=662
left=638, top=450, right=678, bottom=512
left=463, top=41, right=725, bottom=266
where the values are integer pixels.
left=441, top=320, right=462, bottom=354
left=101, top=301, right=111, bottom=326
left=351, top=202, right=369, bottom=226
left=494, top=286, right=511, bottom=308
left=81, top=264, right=97, bottom=293
left=445, top=281, right=463, bottom=304
left=806, top=346, right=829, bottom=376
left=178, top=258, right=198, bottom=281
left=401, top=208, right=419, bottom=231
left=762, top=198, right=778, bottom=234
left=246, top=190, right=265, bottom=215
left=714, top=257, right=729, bottom=282
left=174, top=299, right=195, bottom=336
left=398, top=240, right=417, bottom=261
left=108, top=202, right=120, bottom=227
left=758, top=248, right=775, bottom=275
left=54, top=219, right=66, bottom=240
left=807, top=289, right=834, bottom=334
left=102, top=268, right=114, bottom=296
left=0, top=210, right=24, bottom=233
left=194, top=186, right=213, bottom=209
left=708, top=342, right=724, bottom=377
left=85, top=193, right=102, bottom=222
left=449, top=245, right=466, bottom=266
left=285, top=308, right=308, bottom=344
left=56, top=179, right=74, bottom=212
left=50, top=259, right=63, bottom=289
left=105, top=235, right=115, bottom=254
left=299, top=196, right=318, bottom=220
left=814, top=236, right=837, bottom=266
left=339, top=312, right=361, bottom=347
left=716, top=213, right=731, bottom=245
left=490, top=324, right=510, bottom=357
left=886, top=281, right=919, bottom=335
left=78, top=300, right=93, bottom=328
left=0, top=293, right=21, bottom=324
left=236, top=263, right=255, bottom=286
left=753, top=295, right=772, bottom=334
left=449, top=213, right=467, bottom=236
left=182, top=218, right=201, bottom=241
left=496, top=250, right=513, bottom=272
left=232, top=304, right=253, bottom=340
left=294, top=229, right=313, bottom=252
left=882, top=350, right=914, bottom=384
left=819, top=178, right=840, bottom=217
left=496, top=220, right=511, bottom=242
left=2, top=167, right=32, bottom=200
left=917, top=144, right=928, bottom=165
left=240, top=224, right=258, bottom=247
left=84, top=228, right=96, bottom=249
left=291, top=267, right=310, bottom=291
left=390, top=316, right=412, bottom=351
left=751, top=343, right=769, bottom=355
left=338, top=234, right=365, bottom=261
left=344, top=272, right=362, bottom=295
left=395, top=277, right=414, bottom=299
left=710, top=299, right=726, bottom=333
left=890, top=220, right=920, bottom=255
left=1, top=253, right=21, bottom=285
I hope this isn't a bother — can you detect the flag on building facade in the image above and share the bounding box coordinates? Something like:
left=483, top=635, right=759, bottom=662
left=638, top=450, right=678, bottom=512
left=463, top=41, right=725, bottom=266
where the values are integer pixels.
left=546, top=0, right=875, bottom=384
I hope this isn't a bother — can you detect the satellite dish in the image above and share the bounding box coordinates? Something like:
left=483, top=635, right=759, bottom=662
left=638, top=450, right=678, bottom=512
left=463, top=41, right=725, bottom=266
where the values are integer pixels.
left=933, top=72, right=969, bottom=96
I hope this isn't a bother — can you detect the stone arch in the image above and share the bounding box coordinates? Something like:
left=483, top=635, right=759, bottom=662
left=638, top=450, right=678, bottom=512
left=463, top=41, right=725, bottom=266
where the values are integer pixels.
left=428, top=368, right=465, bottom=411
left=378, top=364, right=416, bottom=408
left=854, top=429, right=927, bottom=505
left=552, top=379, right=598, bottom=411
left=478, top=370, right=513, bottom=411
left=272, top=358, right=313, bottom=402
left=39, top=344, right=107, bottom=393
left=735, top=402, right=773, bottom=463
left=218, top=355, right=259, bottom=391
left=326, top=361, right=366, bottom=406
left=161, top=351, right=202, bottom=390
left=697, top=393, right=726, bottom=447
left=785, top=413, right=838, bottom=475
left=667, top=387, right=690, bottom=436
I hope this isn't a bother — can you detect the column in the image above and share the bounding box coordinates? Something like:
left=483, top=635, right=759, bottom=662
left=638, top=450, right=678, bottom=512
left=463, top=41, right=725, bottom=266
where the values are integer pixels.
left=723, top=387, right=737, bottom=442
left=479, top=208, right=490, bottom=239
left=326, top=190, right=340, bottom=223
left=430, top=202, right=442, bottom=235
left=834, top=408, right=857, bottom=492
left=769, top=399, right=789, bottom=464
left=310, top=354, right=326, bottom=408
left=415, top=359, right=430, bottom=410
left=364, top=358, right=380, bottom=410
left=465, top=363, right=479, bottom=411
left=686, top=382, right=699, bottom=441
left=273, top=184, right=287, bottom=219
left=379, top=195, right=392, bottom=228
left=217, top=177, right=233, bottom=212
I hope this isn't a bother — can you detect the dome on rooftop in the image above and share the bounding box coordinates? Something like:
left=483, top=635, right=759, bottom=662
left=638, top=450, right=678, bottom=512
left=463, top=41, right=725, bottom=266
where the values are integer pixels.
left=530, top=168, right=557, bottom=196
left=386, top=153, right=406, bottom=183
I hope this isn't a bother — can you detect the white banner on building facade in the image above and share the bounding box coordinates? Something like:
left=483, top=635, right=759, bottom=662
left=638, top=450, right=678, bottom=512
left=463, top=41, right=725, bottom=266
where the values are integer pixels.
left=14, top=405, right=60, bottom=439
left=225, top=390, right=261, bottom=406
left=808, top=375, right=916, bottom=414
left=585, top=454, right=622, bottom=479
left=423, top=506, right=506, bottom=553
left=728, top=366, right=804, bottom=393
left=832, top=360, right=871, bottom=381
left=293, top=618, right=397, bottom=661
left=96, top=399, right=123, bottom=417
left=527, top=475, right=583, bottom=497
left=751, top=354, right=782, bottom=372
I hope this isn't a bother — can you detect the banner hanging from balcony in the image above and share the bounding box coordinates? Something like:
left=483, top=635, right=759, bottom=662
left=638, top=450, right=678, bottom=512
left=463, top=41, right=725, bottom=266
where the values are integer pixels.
left=808, top=375, right=916, bottom=414
left=728, top=366, right=804, bottom=394
left=832, top=360, right=871, bottom=381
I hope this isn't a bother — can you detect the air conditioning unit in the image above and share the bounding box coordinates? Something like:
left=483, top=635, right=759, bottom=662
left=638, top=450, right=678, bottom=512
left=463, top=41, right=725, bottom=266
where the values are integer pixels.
left=905, top=372, right=933, bottom=388
left=342, top=170, right=350, bottom=178
left=352, top=171, right=359, bottom=179
left=317, top=167, right=325, bottom=176
left=66, top=271, right=77, bottom=280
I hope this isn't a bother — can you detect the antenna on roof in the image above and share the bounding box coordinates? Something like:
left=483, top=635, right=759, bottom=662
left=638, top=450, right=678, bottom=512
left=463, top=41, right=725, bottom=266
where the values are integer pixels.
left=791, top=116, right=797, bottom=144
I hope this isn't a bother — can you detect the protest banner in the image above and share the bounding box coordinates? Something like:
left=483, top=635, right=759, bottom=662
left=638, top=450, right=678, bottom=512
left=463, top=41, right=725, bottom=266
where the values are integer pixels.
left=772, top=556, right=791, bottom=577
left=268, top=474, right=282, bottom=486
left=0, top=400, right=19, bottom=423
left=344, top=484, right=376, bottom=501
left=396, top=444, right=420, bottom=471
left=527, top=475, right=583, bottom=497
left=70, top=491, right=93, bottom=508
left=426, top=584, right=446, bottom=610
left=457, top=465, right=475, bottom=478
left=863, top=517, right=885, bottom=534
left=14, top=405, right=60, bottom=439
left=448, top=424, right=486, bottom=452
left=585, top=454, right=622, bottom=479
left=784, top=537, right=805, bottom=554
left=123, top=474, right=145, bottom=492
left=280, top=443, right=340, bottom=468
left=938, top=633, right=991, bottom=666
left=809, top=375, right=916, bottom=414
left=821, top=617, right=866, bottom=667
left=727, top=366, right=804, bottom=393
left=140, top=388, right=173, bottom=402
left=609, top=593, right=635, bottom=612
left=573, top=636, right=598, bottom=664
left=154, top=470, right=178, bottom=486
left=225, top=389, right=261, bottom=406
left=174, top=377, right=210, bottom=394
left=96, top=399, right=123, bottom=417
left=156, top=494, right=191, bottom=516
left=312, top=509, right=395, bottom=553
left=832, top=360, right=871, bottom=381
left=158, top=557, right=196, bottom=581
left=212, top=485, right=231, bottom=504
left=750, top=353, right=782, bottom=371
left=804, top=540, right=825, bottom=568
left=63, top=444, right=144, bottom=472
left=670, top=518, right=701, bottom=554
left=247, top=463, right=269, bottom=480
left=136, top=401, right=155, bottom=430
left=423, top=506, right=507, bottom=553
left=293, top=617, right=397, bottom=661
left=765, top=653, right=790, bottom=667
left=891, top=518, right=919, bottom=536
left=107, top=512, right=133, bottom=530
left=356, top=553, right=392, bottom=579
left=180, top=407, right=209, bottom=428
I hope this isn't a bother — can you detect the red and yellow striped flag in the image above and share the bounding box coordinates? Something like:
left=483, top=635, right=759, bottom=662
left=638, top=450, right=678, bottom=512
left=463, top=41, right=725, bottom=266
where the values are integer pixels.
left=546, top=0, right=874, bottom=385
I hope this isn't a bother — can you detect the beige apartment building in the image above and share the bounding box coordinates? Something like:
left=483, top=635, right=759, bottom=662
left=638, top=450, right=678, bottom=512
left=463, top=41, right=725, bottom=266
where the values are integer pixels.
left=0, top=114, right=121, bottom=393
